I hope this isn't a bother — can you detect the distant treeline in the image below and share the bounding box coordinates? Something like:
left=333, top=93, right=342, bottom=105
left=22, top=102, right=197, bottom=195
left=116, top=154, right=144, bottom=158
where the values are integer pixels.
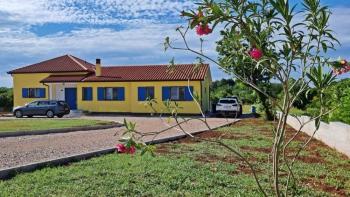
left=0, top=87, right=13, bottom=111
left=210, top=78, right=350, bottom=124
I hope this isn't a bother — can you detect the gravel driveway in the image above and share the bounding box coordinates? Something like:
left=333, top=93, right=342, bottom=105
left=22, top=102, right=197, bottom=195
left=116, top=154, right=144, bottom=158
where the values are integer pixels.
left=0, top=116, right=237, bottom=169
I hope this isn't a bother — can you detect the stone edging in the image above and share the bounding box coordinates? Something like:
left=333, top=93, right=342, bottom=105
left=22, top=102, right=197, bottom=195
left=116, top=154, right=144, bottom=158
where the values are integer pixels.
left=0, top=122, right=123, bottom=138
left=0, top=119, right=239, bottom=180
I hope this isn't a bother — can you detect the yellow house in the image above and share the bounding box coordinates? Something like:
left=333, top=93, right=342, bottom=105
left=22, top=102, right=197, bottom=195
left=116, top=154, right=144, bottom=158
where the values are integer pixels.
left=8, top=55, right=212, bottom=114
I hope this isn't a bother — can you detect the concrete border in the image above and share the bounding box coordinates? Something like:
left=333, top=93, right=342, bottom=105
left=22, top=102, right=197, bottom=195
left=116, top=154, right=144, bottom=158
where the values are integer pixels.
left=0, top=119, right=239, bottom=180
left=0, top=122, right=123, bottom=138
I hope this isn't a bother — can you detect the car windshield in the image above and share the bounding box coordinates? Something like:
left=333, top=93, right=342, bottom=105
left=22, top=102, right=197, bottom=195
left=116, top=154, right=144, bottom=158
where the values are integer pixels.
left=219, top=99, right=237, bottom=104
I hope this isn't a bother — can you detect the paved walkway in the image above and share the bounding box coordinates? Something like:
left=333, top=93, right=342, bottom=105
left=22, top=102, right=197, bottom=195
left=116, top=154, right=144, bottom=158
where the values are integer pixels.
left=0, top=116, right=237, bottom=169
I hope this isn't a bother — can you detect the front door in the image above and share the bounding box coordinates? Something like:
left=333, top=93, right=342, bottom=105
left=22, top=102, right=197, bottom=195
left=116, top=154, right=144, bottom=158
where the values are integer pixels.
left=65, top=88, right=77, bottom=110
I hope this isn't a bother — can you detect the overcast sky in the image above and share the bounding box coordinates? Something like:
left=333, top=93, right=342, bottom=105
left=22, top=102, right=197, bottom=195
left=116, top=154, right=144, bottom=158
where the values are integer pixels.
left=0, top=0, right=349, bottom=87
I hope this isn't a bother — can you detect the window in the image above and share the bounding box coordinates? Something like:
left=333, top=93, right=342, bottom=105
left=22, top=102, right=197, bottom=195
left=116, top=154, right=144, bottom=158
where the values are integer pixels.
left=27, top=101, right=39, bottom=107
left=138, top=87, right=154, bottom=101
left=82, top=87, right=93, bottom=101
left=38, top=101, right=50, bottom=106
left=219, top=99, right=237, bottom=104
left=162, top=86, right=194, bottom=101
left=22, top=88, right=45, bottom=98
left=97, top=87, right=124, bottom=101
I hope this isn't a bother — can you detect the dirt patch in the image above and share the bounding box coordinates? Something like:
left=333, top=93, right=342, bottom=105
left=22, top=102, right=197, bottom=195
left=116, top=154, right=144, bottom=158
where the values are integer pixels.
left=297, top=155, right=325, bottom=164
left=240, top=146, right=271, bottom=154
left=195, top=154, right=238, bottom=164
left=155, top=144, right=172, bottom=154
left=195, top=153, right=261, bottom=175
left=303, top=178, right=348, bottom=197
left=177, top=130, right=252, bottom=144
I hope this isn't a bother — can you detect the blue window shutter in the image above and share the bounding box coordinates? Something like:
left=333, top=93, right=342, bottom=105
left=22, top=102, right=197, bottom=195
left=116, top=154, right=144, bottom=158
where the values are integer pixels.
left=83, top=87, right=93, bottom=101
left=149, top=87, right=154, bottom=99
left=162, top=87, right=170, bottom=101
left=39, top=88, right=46, bottom=98
left=87, top=87, right=93, bottom=100
left=83, top=87, right=92, bottom=101
left=22, top=88, right=28, bottom=98
left=185, top=86, right=194, bottom=101
left=98, top=88, right=104, bottom=101
left=138, top=87, right=146, bottom=101
left=117, top=87, right=125, bottom=101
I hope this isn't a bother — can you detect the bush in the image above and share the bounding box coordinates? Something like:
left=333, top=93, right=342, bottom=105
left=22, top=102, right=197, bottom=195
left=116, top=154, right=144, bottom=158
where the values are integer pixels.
left=0, top=87, right=13, bottom=111
left=304, top=79, right=350, bottom=125
left=329, top=80, right=350, bottom=124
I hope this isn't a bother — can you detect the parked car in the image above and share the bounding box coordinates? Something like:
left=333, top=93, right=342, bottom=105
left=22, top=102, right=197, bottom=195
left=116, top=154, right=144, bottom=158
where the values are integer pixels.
left=13, top=100, right=70, bottom=118
left=216, top=97, right=242, bottom=117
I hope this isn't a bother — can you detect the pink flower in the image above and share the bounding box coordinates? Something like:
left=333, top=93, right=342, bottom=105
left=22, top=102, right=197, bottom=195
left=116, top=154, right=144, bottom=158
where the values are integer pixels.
left=249, top=48, right=263, bottom=60
left=128, top=146, right=136, bottom=154
left=116, top=144, right=136, bottom=154
left=116, top=144, right=126, bottom=153
left=196, top=24, right=212, bottom=36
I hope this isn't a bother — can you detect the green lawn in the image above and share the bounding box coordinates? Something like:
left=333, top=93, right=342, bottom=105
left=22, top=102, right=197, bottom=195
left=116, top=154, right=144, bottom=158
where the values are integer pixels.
left=0, top=119, right=349, bottom=196
left=0, top=119, right=113, bottom=132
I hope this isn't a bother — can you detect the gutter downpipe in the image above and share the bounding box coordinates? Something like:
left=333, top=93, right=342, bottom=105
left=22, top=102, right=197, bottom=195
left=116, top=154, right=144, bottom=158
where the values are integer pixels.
left=42, top=82, right=50, bottom=100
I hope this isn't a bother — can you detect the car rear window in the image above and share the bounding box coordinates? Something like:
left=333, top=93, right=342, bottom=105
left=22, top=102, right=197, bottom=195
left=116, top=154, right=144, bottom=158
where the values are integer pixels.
left=219, top=99, right=237, bottom=104
left=50, top=101, right=57, bottom=105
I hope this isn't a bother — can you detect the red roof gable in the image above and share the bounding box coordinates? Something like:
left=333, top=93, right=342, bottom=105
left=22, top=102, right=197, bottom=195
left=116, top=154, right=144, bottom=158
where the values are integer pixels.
left=82, top=64, right=209, bottom=82
left=8, top=55, right=95, bottom=74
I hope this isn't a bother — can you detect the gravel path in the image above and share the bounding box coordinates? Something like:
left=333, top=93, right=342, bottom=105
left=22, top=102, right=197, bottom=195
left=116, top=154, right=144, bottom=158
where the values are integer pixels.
left=0, top=116, right=237, bottom=169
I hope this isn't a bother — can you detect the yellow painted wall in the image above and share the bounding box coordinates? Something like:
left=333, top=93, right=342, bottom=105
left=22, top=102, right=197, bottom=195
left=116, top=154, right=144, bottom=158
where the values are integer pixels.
left=12, top=73, right=50, bottom=107
left=77, top=80, right=204, bottom=114
left=12, top=72, right=89, bottom=107
left=11, top=72, right=211, bottom=114
left=201, top=67, right=212, bottom=113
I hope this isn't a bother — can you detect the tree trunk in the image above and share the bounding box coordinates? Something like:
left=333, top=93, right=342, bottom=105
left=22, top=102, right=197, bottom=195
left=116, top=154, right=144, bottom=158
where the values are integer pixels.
left=257, top=91, right=275, bottom=121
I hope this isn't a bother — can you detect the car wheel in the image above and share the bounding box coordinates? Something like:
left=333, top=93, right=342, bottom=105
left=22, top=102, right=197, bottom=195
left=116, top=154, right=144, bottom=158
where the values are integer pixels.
left=27, top=115, right=33, bottom=118
left=57, top=114, right=64, bottom=118
left=46, top=110, right=54, bottom=118
left=15, top=110, right=23, bottom=118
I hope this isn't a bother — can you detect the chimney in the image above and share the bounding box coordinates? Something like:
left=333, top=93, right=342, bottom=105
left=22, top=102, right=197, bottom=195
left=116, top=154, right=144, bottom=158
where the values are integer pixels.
left=95, top=58, right=101, bottom=77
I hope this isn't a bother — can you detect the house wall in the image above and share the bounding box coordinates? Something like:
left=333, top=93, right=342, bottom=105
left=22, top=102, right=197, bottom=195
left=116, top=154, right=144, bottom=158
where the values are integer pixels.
left=11, top=72, right=88, bottom=107
left=77, top=80, right=204, bottom=114
left=201, top=67, right=212, bottom=113
left=12, top=73, right=50, bottom=107
left=11, top=72, right=212, bottom=114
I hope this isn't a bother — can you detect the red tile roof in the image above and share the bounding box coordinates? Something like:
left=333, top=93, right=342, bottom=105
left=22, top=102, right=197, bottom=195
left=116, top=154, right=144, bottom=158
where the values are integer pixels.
left=82, top=64, right=209, bottom=82
left=40, top=74, right=89, bottom=83
left=8, top=55, right=210, bottom=82
left=8, top=55, right=95, bottom=74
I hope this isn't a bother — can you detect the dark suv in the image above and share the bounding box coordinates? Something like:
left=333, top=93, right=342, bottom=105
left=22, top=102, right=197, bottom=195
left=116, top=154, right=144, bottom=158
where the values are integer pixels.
left=13, top=100, right=70, bottom=118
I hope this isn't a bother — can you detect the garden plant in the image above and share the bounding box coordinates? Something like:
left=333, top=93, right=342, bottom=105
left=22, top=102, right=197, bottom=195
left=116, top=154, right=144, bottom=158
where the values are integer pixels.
left=116, top=0, right=349, bottom=196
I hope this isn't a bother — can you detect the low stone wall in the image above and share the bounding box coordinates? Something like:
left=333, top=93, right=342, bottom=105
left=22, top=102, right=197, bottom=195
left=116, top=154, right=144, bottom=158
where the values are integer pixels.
left=285, top=115, right=350, bottom=158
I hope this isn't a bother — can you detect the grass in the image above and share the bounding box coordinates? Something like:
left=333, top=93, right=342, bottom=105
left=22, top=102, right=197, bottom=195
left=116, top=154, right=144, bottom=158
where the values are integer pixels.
left=0, top=119, right=349, bottom=196
left=0, top=119, right=113, bottom=132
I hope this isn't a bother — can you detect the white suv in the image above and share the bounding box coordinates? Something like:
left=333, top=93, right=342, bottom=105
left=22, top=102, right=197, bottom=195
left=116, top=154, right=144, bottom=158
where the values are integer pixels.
left=216, top=97, right=242, bottom=117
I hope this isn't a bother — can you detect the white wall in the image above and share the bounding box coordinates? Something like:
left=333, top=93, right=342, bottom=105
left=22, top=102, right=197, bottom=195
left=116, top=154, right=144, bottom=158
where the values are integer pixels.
left=50, top=83, right=77, bottom=101
left=285, top=115, right=350, bottom=158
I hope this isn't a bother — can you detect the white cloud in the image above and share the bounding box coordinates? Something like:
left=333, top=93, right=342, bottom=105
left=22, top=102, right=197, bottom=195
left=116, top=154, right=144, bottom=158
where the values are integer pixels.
left=0, top=0, right=195, bottom=25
